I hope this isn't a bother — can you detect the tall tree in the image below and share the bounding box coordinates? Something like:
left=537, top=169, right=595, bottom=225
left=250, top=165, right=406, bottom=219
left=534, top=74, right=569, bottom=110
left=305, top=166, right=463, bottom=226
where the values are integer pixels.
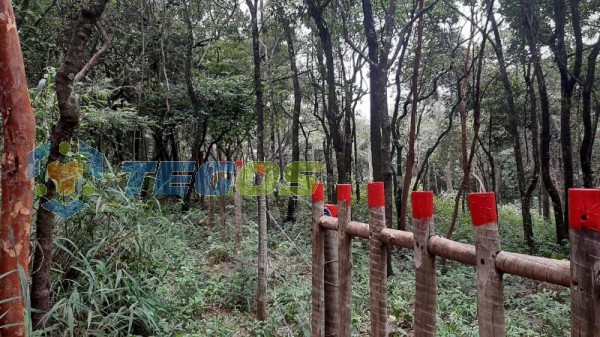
left=0, top=1, right=36, bottom=335
left=31, top=0, right=110, bottom=328
left=245, top=0, right=268, bottom=321
left=343, top=0, right=436, bottom=231
left=400, top=0, right=425, bottom=231
left=548, top=0, right=577, bottom=228
left=579, top=38, right=600, bottom=187
left=522, top=0, right=567, bottom=242
left=487, top=0, right=537, bottom=249
left=277, top=3, right=302, bottom=221
left=306, top=0, right=351, bottom=184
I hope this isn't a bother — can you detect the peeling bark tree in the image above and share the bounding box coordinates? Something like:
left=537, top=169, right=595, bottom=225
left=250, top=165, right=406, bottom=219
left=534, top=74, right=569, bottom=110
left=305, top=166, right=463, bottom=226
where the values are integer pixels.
left=0, top=2, right=36, bottom=335
left=31, top=0, right=110, bottom=329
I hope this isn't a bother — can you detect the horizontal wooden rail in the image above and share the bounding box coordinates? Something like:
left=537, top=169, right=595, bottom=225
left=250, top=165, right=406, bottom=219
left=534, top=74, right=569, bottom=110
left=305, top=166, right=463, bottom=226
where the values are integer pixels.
left=495, top=251, right=570, bottom=287
left=311, top=186, right=599, bottom=337
left=318, top=215, right=570, bottom=287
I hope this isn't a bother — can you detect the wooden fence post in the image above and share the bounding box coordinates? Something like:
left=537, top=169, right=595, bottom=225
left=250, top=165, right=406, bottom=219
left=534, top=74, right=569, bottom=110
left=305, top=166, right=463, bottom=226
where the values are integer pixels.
left=324, top=217, right=339, bottom=335
left=368, top=182, right=387, bottom=337
left=311, top=183, right=325, bottom=337
left=234, top=161, right=243, bottom=253
left=338, top=184, right=353, bottom=337
left=468, top=192, right=505, bottom=337
left=413, top=191, right=436, bottom=337
left=568, top=189, right=600, bottom=336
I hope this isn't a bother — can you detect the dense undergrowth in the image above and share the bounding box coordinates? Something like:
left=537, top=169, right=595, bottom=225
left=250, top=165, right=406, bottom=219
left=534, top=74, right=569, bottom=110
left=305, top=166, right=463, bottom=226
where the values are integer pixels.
left=33, top=183, right=571, bottom=336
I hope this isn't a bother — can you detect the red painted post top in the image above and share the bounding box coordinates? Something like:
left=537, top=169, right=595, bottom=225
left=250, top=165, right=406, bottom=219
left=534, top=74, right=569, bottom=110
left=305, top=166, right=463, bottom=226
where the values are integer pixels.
left=569, top=188, right=600, bottom=232
left=468, top=192, right=498, bottom=226
left=256, top=164, right=266, bottom=174
left=325, top=204, right=339, bottom=217
left=337, top=184, right=352, bottom=205
left=412, top=191, right=434, bottom=219
left=312, top=183, right=324, bottom=202
left=368, top=182, right=385, bottom=208
left=235, top=161, right=244, bottom=168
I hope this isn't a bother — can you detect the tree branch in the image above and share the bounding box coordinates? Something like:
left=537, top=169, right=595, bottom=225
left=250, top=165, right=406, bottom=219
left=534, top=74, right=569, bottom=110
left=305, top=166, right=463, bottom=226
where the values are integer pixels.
left=74, top=23, right=111, bottom=83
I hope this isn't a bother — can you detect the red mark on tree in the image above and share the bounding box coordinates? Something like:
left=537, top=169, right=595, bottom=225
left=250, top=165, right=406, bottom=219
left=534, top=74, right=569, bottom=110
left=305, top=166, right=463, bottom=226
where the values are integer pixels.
left=468, top=192, right=498, bottom=226
left=337, top=184, right=352, bottom=206
left=312, top=183, right=324, bottom=202
left=368, top=182, right=385, bottom=208
left=412, top=191, right=434, bottom=219
left=569, top=189, right=600, bottom=232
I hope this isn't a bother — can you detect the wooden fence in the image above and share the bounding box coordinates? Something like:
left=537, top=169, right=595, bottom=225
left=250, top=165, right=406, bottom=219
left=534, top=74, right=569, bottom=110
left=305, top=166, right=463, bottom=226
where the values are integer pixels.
left=310, top=182, right=600, bottom=337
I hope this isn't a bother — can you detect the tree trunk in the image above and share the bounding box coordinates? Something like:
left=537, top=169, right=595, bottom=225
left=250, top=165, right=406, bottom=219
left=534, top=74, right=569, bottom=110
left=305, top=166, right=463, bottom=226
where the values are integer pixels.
left=246, top=0, right=267, bottom=321
left=31, top=0, right=109, bottom=329
left=400, top=0, right=425, bottom=230
left=0, top=2, right=36, bottom=335
left=279, top=6, right=301, bottom=221
left=522, top=0, right=567, bottom=243
left=489, top=2, right=536, bottom=249
left=579, top=39, right=600, bottom=187
left=550, top=0, right=581, bottom=227
left=306, top=0, right=349, bottom=184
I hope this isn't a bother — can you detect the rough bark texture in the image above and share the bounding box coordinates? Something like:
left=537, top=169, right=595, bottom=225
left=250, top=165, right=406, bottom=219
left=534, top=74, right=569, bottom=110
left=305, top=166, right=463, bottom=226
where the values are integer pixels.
left=31, top=0, right=109, bottom=329
left=369, top=199, right=387, bottom=336
left=413, top=214, right=436, bottom=336
left=0, top=2, right=36, bottom=335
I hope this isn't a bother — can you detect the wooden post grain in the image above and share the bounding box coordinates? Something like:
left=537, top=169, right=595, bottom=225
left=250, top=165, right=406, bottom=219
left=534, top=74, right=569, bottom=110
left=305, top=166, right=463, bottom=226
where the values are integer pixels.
left=568, top=189, right=600, bottom=337
left=311, top=183, right=325, bottom=337
left=324, top=221, right=339, bottom=335
left=413, top=191, right=436, bottom=337
left=368, top=182, right=387, bottom=337
left=324, top=198, right=339, bottom=333
left=468, top=192, right=505, bottom=337
left=234, top=161, right=243, bottom=253
left=323, top=201, right=339, bottom=335
left=338, top=184, right=353, bottom=337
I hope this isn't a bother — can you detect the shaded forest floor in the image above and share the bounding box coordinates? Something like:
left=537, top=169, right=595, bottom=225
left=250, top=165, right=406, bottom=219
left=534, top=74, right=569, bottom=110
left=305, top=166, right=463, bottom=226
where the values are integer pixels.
left=37, top=188, right=571, bottom=336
